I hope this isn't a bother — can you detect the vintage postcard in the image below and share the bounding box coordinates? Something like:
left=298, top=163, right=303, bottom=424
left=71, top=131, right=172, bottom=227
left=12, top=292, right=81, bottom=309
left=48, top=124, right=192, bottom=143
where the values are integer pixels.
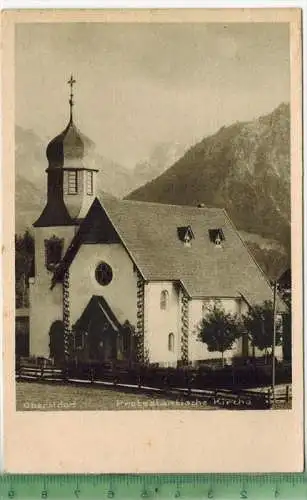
left=2, top=8, right=304, bottom=472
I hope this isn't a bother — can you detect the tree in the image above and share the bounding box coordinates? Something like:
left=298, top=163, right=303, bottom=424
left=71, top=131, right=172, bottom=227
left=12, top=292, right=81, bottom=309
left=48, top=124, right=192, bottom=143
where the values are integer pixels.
left=15, top=230, right=35, bottom=308
left=242, top=300, right=283, bottom=360
left=197, top=301, right=240, bottom=366
left=282, top=307, right=291, bottom=362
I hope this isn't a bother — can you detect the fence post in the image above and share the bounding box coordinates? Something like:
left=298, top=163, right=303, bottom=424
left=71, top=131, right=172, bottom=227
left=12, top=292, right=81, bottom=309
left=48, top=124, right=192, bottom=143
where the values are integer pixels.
left=63, top=365, right=69, bottom=382
left=286, top=385, right=289, bottom=403
left=267, top=388, right=271, bottom=408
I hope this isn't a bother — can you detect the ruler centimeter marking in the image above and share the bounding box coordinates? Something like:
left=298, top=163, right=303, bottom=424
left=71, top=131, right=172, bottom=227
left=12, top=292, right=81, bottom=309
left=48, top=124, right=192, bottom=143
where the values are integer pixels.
left=0, top=475, right=306, bottom=499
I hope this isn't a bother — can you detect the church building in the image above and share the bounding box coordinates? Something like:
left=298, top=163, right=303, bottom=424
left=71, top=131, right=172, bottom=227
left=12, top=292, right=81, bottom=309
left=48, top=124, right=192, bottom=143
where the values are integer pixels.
left=29, top=78, right=282, bottom=367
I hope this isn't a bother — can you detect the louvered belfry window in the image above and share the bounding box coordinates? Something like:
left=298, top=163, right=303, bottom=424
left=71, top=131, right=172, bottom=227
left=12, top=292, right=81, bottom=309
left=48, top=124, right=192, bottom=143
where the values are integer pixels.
left=64, top=170, right=78, bottom=194
left=86, top=171, right=93, bottom=195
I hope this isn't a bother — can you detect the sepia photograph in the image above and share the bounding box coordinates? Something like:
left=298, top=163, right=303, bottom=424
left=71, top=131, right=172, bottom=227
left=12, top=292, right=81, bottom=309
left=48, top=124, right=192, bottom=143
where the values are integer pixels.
left=14, top=19, right=295, bottom=412
left=2, top=8, right=304, bottom=474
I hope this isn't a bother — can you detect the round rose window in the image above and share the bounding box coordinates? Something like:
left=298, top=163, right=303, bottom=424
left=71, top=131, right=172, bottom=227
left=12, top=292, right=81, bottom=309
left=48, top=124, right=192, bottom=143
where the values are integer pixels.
left=95, top=262, right=113, bottom=286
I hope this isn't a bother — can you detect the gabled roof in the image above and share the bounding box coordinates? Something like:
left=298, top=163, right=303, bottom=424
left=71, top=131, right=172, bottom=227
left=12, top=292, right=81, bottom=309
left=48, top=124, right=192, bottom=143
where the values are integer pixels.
left=73, top=295, right=121, bottom=332
left=53, top=197, right=275, bottom=305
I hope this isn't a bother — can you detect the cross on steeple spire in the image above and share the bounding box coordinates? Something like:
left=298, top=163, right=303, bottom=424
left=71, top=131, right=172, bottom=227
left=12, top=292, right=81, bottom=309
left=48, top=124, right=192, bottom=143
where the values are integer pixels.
left=67, top=74, right=76, bottom=123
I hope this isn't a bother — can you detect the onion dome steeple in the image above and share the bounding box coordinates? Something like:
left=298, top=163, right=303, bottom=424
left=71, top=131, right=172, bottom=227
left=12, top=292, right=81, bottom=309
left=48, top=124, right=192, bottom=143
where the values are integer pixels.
left=34, top=76, right=99, bottom=228
left=46, top=75, right=87, bottom=170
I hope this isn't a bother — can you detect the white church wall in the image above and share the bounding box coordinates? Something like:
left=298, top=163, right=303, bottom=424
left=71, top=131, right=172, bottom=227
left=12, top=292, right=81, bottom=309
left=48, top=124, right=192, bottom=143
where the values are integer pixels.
left=188, top=298, right=244, bottom=364
left=145, top=281, right=180, bottom=366
left=253, top=345, right=283, bottom=360
left=69, top=243, right=138, bottom=329
left=29, top=226, right=75, bottom=358
left=29, top=281, right=62, bottom=357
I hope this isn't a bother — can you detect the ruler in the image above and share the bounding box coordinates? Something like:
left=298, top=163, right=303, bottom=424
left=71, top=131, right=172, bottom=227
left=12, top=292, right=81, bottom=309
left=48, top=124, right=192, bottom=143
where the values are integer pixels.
left=0, top=474, right=306, bottom=499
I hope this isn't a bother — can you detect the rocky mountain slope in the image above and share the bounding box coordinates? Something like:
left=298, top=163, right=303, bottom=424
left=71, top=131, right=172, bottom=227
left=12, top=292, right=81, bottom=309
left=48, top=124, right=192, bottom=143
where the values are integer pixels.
left=132, top=141, right=188, bottom=191
left=127, top=103, right=291, bottom=279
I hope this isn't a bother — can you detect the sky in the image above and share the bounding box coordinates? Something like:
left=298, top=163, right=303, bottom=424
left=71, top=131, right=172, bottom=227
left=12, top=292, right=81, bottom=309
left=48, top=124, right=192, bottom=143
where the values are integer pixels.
left=16, top=22, right=290, bottom=168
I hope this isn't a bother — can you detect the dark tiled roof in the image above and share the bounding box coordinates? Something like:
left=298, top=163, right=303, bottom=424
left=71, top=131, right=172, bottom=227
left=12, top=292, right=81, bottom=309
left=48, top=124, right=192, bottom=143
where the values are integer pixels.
left=46, top=119, right=95, bottom=170
left=54, top=197, right=275, bottom=307
left=33, top=197, right=75, bottom=227
left=74, top=295, right=121, bottom=332
left=278, top=268, right=291, bottom=288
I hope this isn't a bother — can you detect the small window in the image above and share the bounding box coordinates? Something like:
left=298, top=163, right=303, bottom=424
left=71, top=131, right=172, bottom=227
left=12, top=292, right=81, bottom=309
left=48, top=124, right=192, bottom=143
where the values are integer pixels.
left=86, top=171, right=93, bottom=195
left=64, top=170, right=78, bottom=195
left=215, top=235, right=222, bottom=247
left=95, top=262, right=113, bottom=286
left=168, top=333, right=175, bottom=352
left=44, top=236, right=63, bottom=271
left=160, top=290, right=169, bottom=310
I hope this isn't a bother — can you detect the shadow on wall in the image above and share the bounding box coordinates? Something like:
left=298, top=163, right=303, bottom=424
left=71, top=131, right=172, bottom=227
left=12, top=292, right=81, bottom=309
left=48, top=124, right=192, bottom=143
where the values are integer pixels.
left=49, top=320, right=65, bottom=364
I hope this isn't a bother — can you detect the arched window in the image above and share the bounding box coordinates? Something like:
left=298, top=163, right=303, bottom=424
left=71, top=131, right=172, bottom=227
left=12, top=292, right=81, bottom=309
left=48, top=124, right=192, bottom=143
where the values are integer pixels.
left=168, top=333, right=175, bottom=352
left=160, top=290, right=169, bottom=310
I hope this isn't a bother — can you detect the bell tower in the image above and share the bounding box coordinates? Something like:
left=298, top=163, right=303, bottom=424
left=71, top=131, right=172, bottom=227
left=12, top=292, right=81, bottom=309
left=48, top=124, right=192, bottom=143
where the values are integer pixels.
left=34, top=75, right=99, bottom=228
left=30, top=76, right=99, bottom=358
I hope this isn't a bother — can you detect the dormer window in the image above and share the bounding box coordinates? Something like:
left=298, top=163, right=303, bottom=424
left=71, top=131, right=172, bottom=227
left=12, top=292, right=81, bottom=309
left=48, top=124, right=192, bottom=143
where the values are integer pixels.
left=44, top=235, right=64, bottom=271
left=177, top=226, right=195, bottom=247
left=208, top=228, right=225, bottom=247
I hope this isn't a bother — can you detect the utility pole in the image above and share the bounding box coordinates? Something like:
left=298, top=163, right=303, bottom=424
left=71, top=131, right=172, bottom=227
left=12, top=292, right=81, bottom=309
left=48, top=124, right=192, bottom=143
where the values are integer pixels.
left=272, top=280, right=278, bottom=406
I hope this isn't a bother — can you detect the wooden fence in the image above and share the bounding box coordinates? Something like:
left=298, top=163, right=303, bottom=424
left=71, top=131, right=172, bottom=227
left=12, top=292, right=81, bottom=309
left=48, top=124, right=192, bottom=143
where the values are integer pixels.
left=16, top=360, right=292, bottom=410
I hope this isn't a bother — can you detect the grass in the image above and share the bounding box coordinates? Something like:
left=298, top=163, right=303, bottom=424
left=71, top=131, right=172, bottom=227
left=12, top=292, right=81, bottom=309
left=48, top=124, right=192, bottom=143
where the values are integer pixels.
left=16, top=381, right=219, bottom=411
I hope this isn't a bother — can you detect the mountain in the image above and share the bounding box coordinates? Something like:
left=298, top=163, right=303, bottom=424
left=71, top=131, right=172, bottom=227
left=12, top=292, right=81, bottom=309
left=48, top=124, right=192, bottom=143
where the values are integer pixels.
left=132, top=142, right=188, bottom=190
left=127, top=103, right=291, bottom=279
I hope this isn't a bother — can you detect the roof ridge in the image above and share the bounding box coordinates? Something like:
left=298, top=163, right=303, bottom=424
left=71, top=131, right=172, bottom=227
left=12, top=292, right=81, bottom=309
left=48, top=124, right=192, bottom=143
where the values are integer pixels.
left=109, top=197, right=225, bottom=211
